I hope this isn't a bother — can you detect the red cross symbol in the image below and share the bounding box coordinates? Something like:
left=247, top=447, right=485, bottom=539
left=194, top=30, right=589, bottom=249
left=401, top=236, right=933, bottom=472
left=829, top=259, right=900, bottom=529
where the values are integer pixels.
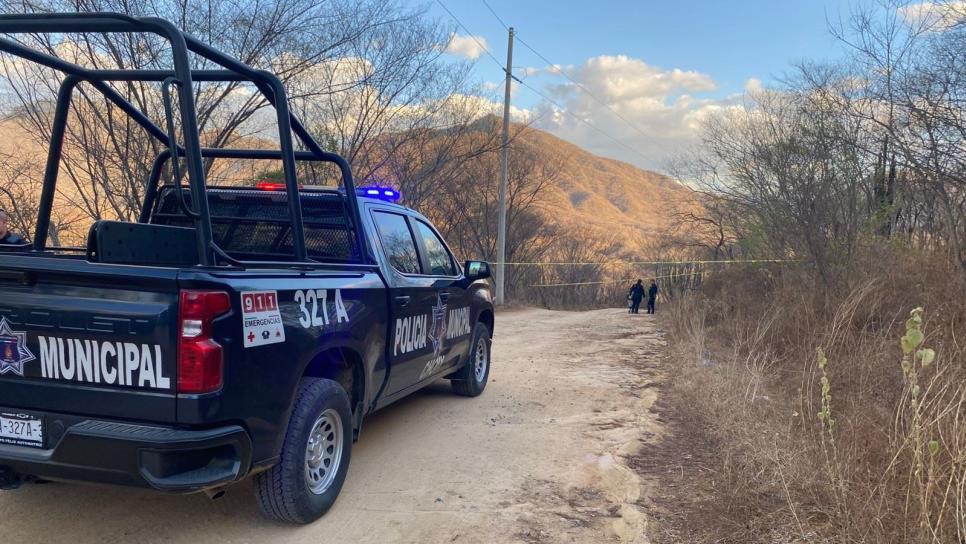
left=247, top=331, right=256, bottom=343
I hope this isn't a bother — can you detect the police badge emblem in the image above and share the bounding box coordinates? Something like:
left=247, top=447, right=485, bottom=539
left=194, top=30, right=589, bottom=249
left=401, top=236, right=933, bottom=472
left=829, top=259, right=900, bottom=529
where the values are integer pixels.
left=0, top=317, right=35, bottom=376
left=429, top=293, right=448, bottom=355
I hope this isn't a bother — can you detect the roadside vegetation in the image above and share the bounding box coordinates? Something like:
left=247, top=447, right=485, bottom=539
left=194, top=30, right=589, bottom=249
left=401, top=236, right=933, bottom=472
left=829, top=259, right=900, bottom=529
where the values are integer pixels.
left=654, top=2, right=966, bottom=542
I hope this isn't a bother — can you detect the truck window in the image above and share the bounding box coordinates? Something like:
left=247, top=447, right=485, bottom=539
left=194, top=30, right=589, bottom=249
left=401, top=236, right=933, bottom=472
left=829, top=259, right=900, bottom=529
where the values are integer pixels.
left=372, top=211, right=421, bottom=274
left=413, top=220, right=456, bottom=276
left=152, top=187, right=356, bottom=262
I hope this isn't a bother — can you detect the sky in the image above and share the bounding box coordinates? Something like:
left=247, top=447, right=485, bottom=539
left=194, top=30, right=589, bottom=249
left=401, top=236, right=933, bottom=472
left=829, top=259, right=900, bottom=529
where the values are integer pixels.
left=417, top=0, right=866, bottom=172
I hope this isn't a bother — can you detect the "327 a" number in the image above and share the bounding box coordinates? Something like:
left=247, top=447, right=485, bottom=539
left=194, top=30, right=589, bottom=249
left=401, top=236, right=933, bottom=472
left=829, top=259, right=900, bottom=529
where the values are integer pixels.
left=294, top=289, right=350, bottom=329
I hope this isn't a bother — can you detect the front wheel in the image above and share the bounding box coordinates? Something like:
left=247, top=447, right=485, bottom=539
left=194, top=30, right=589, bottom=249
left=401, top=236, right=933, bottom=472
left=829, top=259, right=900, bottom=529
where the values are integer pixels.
left=450, top=322, right=491, bottom=397
left=254, top=378, right=353, bottom=524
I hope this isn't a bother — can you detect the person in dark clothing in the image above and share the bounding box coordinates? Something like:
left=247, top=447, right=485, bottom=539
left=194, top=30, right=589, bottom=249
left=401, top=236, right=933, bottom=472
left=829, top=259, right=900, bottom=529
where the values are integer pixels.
left=628, top=279, right=645, bottom=314
left=646, top=279, right=659, bottom=314
left=0, top=210, right=25, bottom=245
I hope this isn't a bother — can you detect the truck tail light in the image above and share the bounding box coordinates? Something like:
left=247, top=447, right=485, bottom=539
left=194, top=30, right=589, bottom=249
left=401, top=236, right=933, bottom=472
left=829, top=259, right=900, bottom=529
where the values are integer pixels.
left=178, top=290, right=231, bottom=394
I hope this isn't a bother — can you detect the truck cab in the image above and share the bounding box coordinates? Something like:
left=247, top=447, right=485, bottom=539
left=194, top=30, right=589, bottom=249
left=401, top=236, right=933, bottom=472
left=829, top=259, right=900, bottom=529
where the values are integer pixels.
left=363, top=196, right=486, bottom=403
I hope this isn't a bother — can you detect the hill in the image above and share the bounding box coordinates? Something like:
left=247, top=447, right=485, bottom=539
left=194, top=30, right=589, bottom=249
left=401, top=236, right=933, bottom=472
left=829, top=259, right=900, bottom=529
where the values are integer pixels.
left=505, top=120, right=692, bottom=244
left=0, top=115, right=696, bottom=256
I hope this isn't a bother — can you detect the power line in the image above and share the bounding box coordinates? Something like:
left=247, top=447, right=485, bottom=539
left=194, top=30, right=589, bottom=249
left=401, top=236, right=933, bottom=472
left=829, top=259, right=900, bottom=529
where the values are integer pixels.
left=479, top=0, right=655, bottom=145
left=438, top=0, right=653, bottom=166
left=482, top=0, right=510, bottom=30
left=515, top=37, right=657, bottom=143
left=515, top=79, right=654, bottom=165
left=435, top=0, right=505, bottom=70
left=480, top=0, right=510, bottom=31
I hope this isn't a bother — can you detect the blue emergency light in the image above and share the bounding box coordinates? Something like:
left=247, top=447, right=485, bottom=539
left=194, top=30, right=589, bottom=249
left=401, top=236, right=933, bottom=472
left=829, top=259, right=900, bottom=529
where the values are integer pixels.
left=356, top=186, right=401, bottom=202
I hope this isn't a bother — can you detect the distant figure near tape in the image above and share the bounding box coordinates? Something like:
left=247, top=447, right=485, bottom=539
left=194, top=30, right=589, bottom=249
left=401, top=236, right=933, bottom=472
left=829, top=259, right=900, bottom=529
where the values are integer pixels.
left=647, top=279, right=659, bottom=314
left=628, top=279, right=645, bottom=314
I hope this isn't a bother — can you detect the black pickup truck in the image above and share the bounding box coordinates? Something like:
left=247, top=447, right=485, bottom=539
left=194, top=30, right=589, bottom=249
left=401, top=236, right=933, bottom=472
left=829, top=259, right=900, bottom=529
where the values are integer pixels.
left=0, top=13, right=494, bottom=524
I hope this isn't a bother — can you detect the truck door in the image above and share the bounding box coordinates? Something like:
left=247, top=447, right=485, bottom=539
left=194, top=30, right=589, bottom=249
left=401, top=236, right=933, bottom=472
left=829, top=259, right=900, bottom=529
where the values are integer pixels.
left=410, top=218, right=474, bottom=368
left=370, top=210, right=439, bottom=396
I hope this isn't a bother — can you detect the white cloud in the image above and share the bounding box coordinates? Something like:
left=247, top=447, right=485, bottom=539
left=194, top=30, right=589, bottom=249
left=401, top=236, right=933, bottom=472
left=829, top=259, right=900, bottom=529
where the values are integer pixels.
left=899, top=1, right=966, bottom=30
left=528, top=54, right=736, bottom=171
left=435, top=93, right=530, bottom=123
left=744, top=77, right=763, bottom=93
left=565, top=55, right=717, bottom=101
left=444, top=33, right=489, bottom=60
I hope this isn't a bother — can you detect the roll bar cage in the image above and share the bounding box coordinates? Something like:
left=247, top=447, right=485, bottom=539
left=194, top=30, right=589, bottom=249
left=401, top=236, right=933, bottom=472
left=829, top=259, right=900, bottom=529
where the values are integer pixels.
left=0, top=12, right=370, bottom=267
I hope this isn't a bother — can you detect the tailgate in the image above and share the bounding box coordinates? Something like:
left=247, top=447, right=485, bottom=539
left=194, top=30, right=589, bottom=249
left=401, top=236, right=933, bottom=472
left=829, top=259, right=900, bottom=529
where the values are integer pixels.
left=0, top=257, right=179, bottom=423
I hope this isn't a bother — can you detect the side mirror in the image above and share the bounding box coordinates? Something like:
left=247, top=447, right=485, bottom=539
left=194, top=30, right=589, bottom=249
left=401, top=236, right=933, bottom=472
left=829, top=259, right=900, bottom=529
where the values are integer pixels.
left=464, top=260, right=492, bottom=280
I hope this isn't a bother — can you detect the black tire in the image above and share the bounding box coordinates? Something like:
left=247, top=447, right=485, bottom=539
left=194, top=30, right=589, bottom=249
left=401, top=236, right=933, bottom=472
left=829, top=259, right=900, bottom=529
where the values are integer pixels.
left=254, top=378, right=353, bottom=524
left=451, top=322, right=491, bottom=397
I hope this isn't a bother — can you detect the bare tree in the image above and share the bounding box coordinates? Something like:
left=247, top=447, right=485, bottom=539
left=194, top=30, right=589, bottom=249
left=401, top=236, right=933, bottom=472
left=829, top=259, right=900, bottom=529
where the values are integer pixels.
left=375, top=114, right=504, bottom=212
left=685, top=85, right=871, bottom=285
left=414, top=122, right=560, bottom=295
left=534, top=228, right=623, bottom=309
left=0, top=0, right=442, bottom=242
left=291, top=16, right=492, bottom=184
left=825, top=0, right=966, bottom=276
left=0, top=149, right=84, bottom=244
left=658, top=185, right=742, bottom=261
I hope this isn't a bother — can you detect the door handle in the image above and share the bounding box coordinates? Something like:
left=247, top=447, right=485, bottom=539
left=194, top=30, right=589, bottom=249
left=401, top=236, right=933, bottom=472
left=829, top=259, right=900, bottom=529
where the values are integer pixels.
left=394, top=295, right=411, bottom=306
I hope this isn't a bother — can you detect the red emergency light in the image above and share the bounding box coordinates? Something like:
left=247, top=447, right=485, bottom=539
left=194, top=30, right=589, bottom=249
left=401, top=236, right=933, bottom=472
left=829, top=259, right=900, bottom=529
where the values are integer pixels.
left=255, top=181, right=285, bottom=191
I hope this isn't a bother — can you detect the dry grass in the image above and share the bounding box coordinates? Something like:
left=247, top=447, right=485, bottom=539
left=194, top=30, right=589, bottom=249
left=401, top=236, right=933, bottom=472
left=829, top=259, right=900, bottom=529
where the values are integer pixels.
left=655, top=244, right=966, bottom=543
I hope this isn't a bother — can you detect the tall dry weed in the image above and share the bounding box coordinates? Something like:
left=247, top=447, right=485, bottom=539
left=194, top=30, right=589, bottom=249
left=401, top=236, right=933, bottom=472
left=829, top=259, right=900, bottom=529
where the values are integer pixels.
left=663, top=247, right=966, bottom=543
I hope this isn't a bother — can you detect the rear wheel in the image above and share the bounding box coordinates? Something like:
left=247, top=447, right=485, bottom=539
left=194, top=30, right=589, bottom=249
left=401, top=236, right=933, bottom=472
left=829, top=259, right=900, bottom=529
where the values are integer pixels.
left=254, top=378, right=353, bottom=524
left=451, top=322, right=491, bottom=397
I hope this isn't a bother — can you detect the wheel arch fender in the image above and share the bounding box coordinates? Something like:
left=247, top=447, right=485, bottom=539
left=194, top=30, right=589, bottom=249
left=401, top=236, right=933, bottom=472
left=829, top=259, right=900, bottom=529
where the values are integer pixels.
left=477, top=308, right=494, bottom=337
left=300, top=346, right=367, bottom=435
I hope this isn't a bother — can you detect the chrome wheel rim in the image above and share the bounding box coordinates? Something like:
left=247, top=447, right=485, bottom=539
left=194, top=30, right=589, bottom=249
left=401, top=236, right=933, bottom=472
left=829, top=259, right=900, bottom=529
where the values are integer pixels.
left=473, top=337, right=488, bottom=382
left=304, top=409, right=343, bottom=495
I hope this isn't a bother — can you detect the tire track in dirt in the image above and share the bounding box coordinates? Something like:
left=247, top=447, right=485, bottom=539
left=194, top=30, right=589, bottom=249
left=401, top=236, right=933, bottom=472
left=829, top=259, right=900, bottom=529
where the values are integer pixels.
left=506, top=310, right=666, bottom=544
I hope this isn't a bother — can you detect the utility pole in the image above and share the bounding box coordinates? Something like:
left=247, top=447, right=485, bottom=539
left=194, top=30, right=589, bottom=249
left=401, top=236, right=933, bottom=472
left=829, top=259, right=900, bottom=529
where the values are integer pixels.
left=496, top=26, right=514, bottom=306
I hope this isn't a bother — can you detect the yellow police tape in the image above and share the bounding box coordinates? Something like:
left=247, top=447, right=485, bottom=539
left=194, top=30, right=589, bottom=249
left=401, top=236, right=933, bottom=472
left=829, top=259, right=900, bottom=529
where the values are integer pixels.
left=497, top=259, right=798, bottom=266
left=523, top=260, right=798, bottom=288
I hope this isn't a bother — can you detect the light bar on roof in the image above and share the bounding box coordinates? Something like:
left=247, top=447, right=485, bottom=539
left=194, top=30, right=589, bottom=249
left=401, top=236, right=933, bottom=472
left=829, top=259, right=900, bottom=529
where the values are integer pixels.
left=257, top=180, right=401, bottom=202
left=356, top=186, right=401, bottom=202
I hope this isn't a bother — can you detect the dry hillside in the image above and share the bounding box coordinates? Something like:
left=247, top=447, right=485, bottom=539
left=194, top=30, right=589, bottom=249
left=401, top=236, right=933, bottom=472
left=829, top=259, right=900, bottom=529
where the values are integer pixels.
left=0, top=116, right=695, bottom=255
left=506, top=121, right=694, bottom=246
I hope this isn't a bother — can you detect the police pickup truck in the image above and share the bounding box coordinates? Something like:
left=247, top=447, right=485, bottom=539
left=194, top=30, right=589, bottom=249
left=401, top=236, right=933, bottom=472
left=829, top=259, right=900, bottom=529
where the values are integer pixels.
left=0, top=12, right=494, bottom=524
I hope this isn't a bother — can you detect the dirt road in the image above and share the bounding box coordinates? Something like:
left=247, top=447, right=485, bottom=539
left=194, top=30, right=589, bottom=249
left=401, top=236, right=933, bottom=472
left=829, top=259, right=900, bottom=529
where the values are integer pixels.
left=1, top=308, right=666, bottom=544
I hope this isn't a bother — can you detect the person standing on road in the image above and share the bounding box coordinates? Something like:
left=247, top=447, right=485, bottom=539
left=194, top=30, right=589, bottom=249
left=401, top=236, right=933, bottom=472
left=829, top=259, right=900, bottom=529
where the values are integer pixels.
left=646, top=279, right=659, bottom=314
left=0, top=210, right=25, bottom=245
left=628, top=279, right=645, bottom=314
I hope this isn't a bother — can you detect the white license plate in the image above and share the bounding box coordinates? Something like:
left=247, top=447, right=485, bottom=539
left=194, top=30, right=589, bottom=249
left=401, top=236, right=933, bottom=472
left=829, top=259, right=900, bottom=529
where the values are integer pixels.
left=0, top=413, right=43, bottom=448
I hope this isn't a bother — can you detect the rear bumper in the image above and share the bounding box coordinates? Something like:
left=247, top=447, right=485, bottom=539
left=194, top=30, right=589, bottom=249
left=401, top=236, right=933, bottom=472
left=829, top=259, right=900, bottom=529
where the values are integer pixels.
left=0, top=417, right=252, bottom=493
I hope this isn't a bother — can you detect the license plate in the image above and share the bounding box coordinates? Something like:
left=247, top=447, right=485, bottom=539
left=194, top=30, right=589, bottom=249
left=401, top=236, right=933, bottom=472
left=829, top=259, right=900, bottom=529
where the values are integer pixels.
left=0, top=412, right=43, bottom=448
